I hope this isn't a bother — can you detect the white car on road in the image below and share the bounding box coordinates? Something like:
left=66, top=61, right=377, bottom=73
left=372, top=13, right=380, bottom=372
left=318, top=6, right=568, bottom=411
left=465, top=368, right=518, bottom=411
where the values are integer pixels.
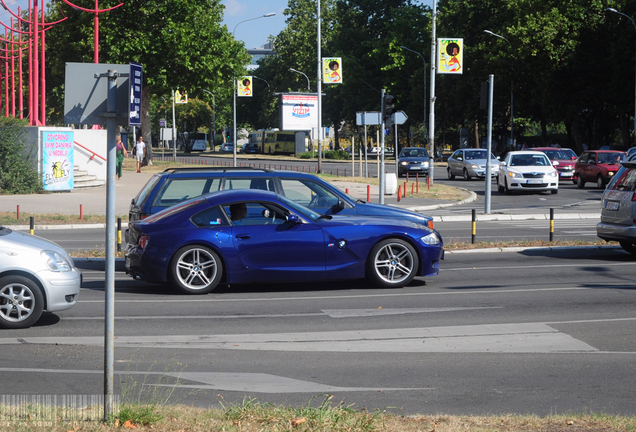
left=497, top=151, right=559, bottom=194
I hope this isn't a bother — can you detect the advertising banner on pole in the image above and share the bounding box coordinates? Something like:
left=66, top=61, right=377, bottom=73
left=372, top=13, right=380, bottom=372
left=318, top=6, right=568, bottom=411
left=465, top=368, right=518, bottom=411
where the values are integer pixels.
left=437, top=38, right=463, bottom=74
left=323, top=57, right=342, bottom=84
left=174, top=90, right=188, bottom=104
left=238, top=76, right=253, bottom=97
left=129, top=62, right=142, bottom=126
left=42, top=131, right=74, bottom=191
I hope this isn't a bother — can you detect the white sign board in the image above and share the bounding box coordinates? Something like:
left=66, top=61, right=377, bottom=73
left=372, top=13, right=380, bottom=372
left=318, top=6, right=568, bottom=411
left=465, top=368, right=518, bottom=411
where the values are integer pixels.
left=281, top=94, right=318, bottom=131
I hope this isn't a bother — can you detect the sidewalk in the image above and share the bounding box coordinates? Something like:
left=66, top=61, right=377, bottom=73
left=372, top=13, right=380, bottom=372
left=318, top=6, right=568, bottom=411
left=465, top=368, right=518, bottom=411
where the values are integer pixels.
left=0, top=167, right=600, bottom=229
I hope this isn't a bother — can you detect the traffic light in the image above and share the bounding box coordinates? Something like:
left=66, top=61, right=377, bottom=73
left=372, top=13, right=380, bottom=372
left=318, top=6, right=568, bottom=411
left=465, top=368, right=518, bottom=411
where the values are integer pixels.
left=382, top=93, right=396, bottom=127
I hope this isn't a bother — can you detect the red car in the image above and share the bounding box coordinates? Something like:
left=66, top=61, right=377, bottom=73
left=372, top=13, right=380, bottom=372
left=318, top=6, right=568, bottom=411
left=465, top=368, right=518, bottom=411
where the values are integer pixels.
left=532, top=147, right=577, bottom=183
left=574, top=150, right=627, bottom=189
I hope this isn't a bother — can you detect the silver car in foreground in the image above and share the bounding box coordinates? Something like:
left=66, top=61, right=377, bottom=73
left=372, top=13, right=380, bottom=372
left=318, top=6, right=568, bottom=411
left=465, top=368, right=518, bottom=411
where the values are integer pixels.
left=597, top=160, right=636, bottom=254
left=0, top=227, right=81, bottom=328
left=447, top=148, right=499, bottom=180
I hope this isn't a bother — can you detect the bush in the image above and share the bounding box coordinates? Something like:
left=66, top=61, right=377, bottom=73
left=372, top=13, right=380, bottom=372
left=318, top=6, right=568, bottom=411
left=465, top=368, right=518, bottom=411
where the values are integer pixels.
left=297, top=150, right=350, bottom=160
left=0, top=118, right=43, bottom=194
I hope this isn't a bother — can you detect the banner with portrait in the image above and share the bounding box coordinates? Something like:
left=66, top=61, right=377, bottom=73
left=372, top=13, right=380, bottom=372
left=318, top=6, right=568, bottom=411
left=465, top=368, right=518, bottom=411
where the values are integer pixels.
left=437, top=39, right=463, bottom=74
left=323, top=58, right=342, bottom=84
left=238, top=76, right=253, bottom=97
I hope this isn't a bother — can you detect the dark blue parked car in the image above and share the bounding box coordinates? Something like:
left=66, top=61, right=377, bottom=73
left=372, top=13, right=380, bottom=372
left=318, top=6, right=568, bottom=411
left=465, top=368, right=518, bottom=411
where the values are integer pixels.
left=125, top=189, right=443, bottom=294
left=128, top=168, right=434, bottom=228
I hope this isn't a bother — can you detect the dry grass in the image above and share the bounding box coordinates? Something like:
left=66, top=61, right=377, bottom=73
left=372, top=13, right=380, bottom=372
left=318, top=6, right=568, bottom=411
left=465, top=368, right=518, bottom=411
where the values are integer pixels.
left=1, top=400, right=634, bottom=432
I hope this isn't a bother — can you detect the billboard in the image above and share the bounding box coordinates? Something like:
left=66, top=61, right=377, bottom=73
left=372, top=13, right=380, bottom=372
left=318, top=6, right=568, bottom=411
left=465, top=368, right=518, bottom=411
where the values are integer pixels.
left=280, top=94, right=318, bottom=131
left=438, top=38, right=463, bottom=74
left=42, top=131, right=74, bottom=191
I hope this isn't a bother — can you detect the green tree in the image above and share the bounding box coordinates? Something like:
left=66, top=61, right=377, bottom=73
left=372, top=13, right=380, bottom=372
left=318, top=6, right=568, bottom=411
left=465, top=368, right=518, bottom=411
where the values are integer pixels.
left=45, top=0, right=248, bottom=146
left=0, top=118, right=43, bottom=194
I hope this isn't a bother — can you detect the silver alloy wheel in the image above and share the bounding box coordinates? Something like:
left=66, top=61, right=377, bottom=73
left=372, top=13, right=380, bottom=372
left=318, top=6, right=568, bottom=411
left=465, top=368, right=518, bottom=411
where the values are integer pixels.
left=174, top=247, right=219, bottom=291
left=0, top=283, right=35, bottom=323
left=372, top=241, right=415, bottom=284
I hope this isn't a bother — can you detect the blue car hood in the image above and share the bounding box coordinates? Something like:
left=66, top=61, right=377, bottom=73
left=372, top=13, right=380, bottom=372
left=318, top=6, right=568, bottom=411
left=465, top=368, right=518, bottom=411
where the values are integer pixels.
left=353, top=201, right=432, bottom=223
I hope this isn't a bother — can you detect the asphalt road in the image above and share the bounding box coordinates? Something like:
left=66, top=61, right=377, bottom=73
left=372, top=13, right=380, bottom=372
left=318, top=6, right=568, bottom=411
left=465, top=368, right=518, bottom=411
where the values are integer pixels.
left=1, top=248, right=635, bottom=416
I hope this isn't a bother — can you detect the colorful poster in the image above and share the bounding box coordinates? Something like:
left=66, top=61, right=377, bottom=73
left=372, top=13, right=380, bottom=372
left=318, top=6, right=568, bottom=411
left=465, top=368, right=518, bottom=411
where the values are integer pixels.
left=238, top=76, right=253, bottom=97
left=281, top=94, right=318, bottom=131
left=174, top=89, right=188, bottom=104
left=438, top=38, right=463, bottom=74
left=42, top=131, right=74, bottom=191
left=323, top=57, right=342, bottom=84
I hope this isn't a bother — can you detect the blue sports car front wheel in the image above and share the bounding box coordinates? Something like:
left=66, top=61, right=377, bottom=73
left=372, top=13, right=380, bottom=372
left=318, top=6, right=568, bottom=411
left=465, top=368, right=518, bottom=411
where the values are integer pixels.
left=366, top=238, right=418, bottom=288
left=169, top=245, right=224, bottom=294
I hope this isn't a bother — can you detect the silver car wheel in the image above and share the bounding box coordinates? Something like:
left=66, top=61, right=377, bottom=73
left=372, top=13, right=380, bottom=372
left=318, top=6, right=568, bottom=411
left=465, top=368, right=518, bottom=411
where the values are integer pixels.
left=0, top=276, right=44, bottom=328
left=171, top=246, right=222, bottom=294
left=0, top=283, right=35, bottom=323
left=369, top=239, right=417, bottom=287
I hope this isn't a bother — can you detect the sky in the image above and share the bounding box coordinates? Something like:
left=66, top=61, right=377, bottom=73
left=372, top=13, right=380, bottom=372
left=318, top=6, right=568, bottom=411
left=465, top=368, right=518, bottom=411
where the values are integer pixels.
left=0, top=0, right=434, bottom=51
left=222, top=0, right=435, bottom=49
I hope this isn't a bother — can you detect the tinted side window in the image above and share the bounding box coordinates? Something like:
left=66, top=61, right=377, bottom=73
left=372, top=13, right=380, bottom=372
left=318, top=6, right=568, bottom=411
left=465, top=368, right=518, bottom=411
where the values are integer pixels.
left=279, top=179, right=340, bottom=208
left=153, top=178, right=221, bottom=206
left=135, top=175, right=162, bottom=206
left=578, top=153, right=589, bottom=164
left=191, top=206, right=229, bottom=227
left=223, top=178, right=275, bottom=191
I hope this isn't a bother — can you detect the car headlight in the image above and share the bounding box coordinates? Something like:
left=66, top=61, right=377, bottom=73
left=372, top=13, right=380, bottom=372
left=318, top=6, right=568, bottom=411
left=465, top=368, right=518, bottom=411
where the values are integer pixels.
left=552, top=161, right=559, bottom=166
left=421, top=233, right=441, bottom=245
left=609, top=171, right=615, bottom=176
left=507, top=171, right=522, bottom=178
left=547, top=171, right=558, bottom=178
left=41, top=251, right=72, bottom=272
left=400, top=161, right=408, bottom=166
left=422, top=162, right=430, bottom=168
left=471, top=164, right=479, bottom=169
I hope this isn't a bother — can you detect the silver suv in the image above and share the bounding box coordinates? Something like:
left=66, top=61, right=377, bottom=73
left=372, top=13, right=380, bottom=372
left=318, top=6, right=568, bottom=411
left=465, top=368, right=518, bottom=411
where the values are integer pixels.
left=597, top=160, right=636, bottom=253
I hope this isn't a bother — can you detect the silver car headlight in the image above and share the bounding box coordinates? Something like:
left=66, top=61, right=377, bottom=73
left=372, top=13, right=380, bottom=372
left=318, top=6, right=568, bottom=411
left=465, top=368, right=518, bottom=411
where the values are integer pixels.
left=422, top=161, right=430, bottom=168
left=547, top=171, right=558, bottom=178
left=400, top=161, right=409, bottom=166
left=471, top=164, right=479, bottom=169
left=41, top=251, right=73, bottom=272
left=421, top=233, right=441, bottom=245
left=507, top=171, right=523, bottom=178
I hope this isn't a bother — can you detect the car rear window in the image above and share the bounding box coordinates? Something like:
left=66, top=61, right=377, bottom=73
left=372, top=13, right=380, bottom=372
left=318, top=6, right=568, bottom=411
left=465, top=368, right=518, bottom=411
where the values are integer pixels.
left=134, top=175, right=162, bottom=206
left=153, top=178, right=221, bottom=207
left=609, top=168, right=636, bottom=192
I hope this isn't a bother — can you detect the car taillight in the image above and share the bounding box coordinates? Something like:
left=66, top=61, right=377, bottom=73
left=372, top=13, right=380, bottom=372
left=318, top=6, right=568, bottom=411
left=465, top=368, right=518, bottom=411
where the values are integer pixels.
left=139, top=235, right=149, bottom=249
left=632, top=192, right=636, bottom=202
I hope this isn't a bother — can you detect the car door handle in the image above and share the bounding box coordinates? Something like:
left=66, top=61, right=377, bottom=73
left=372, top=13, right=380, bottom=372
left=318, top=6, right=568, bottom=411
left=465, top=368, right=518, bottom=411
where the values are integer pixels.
left=236, top=234, right=251, bottom=240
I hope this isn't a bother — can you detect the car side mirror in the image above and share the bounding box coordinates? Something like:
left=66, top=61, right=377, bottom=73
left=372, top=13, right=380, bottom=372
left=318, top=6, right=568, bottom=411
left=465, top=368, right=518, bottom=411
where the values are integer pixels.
left=334, top=199, right=345, bottom=211
left=500, top=161, right=507, bottom=166
left=286, top=214, right=300, bottom=224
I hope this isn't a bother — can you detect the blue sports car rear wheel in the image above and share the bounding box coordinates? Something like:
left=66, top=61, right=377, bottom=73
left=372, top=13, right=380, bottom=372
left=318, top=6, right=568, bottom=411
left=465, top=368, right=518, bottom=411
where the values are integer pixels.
left=169, top=245, right=223, bottom=294
left=367, top=239, right=418, bottom=288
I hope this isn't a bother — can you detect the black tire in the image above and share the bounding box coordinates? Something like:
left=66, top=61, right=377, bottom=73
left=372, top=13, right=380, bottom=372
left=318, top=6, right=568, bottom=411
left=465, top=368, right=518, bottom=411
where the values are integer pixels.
left=597, top=175, right=605, bottom=189
left=619, top=241, right=636, bottom=255
left=572, top=179, right=578, bottom=185
left=0, top=276, right=44, bottom=329
left=576, top=175, right=585, bottom=189
left=366, top=238, right=418, bottom=288
left=551, top=189, right=558, bottom=194
left=447, top=168, right=455, bottom=180
left=169, top=245, right=223, bottom=294
left=463, top=169, right=471, bottom=181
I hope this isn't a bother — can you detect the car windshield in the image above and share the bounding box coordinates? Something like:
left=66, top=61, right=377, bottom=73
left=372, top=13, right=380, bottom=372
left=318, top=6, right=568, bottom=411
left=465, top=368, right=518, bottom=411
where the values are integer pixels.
left=542, top=149, right=569, bottom=160
left=465, top=150, right=496, bottom=160
left=400, top=148, right=429, bottom=158
left=277, top=195, right=322, bottom=221
left=598, top=152, right=625, bottom=164
left=510, top=154, right=549, bottom=166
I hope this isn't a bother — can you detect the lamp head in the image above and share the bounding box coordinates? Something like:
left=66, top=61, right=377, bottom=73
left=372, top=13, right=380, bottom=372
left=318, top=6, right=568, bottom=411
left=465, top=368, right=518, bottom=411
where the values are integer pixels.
left=263, top=12, right=276, bottom=17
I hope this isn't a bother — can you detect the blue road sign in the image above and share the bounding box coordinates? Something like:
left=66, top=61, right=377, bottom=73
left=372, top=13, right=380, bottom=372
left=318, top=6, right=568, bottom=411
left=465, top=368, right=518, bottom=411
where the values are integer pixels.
left=129, top=62, right=143, bottom=126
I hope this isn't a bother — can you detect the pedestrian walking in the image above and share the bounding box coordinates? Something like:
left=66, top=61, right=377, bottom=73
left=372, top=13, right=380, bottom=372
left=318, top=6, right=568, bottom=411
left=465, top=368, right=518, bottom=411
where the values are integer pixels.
left=115, top=135, right=128, bottom=179
left=135, top=136, right=146, bottom=173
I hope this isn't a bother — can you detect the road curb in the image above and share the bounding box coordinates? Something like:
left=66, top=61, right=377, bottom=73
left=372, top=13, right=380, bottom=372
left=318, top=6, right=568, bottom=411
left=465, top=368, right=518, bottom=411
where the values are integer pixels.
left=445, top=244, right=621, bottom=254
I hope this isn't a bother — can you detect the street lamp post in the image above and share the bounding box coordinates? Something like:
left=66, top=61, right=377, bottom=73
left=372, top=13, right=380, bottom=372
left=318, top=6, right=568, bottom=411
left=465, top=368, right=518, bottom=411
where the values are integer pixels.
left=399, top=46, right=428, bottom=145
left=607, top=8, right=636, bottom=142
left=484, top=29, right=514, bottom=150
left=202, top=89, right=215, bottom=151
left=289, top=67, right=311, bottom=91
left=232, top=13, right=275, bottom=166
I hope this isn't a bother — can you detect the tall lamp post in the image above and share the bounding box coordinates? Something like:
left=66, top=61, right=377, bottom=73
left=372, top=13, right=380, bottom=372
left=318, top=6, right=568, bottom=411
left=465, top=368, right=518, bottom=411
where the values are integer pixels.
left=202, top=89, right=216, bottom=151
left=399, top=46, right=427, bottom=145
left=232, top=12, right=275, bottom=166
left=484, top=29, right=514, bottom=150
left=289, top=67, right=311, bottom=91
left=607, top=8, right=636, bottom=142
